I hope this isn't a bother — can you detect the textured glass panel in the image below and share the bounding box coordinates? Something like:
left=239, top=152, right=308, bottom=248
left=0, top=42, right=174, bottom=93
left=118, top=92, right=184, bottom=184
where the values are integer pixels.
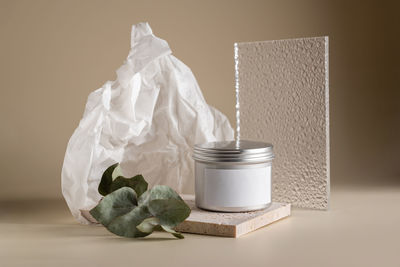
left=238, top=37, right=329, bottom=209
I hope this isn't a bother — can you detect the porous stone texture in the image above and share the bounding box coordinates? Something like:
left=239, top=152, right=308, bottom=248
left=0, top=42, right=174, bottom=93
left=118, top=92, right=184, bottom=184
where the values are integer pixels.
left=237, top=37, right=329, bottom=209
left=175, top=195, right=291, bottom=237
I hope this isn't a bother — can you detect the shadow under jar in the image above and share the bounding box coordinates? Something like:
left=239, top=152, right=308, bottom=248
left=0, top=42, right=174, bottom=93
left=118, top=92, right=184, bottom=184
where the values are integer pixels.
left=193, top=140, right=274, bottom=212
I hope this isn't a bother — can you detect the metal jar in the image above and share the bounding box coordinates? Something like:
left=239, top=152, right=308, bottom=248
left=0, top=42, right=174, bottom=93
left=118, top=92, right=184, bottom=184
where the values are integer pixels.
left=193, top=140, right=274, bottom=212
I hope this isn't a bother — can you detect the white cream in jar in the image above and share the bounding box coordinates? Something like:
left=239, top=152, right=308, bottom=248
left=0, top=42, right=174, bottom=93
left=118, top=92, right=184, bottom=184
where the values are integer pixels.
left=193, top=140, right=274, bottom=212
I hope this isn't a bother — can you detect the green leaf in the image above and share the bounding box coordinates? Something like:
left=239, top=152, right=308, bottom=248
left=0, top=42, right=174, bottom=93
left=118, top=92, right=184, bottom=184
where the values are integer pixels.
left=98, top=163, right=118, bottom=196
left=136, top=217, right=186, bottom=239
left=110, top=174, right=148, bottom=197
left=93, top=165, right=191, bottom=239
left=107, top=205, right=151, bottom=238
left=136, top=217, right=160, bottom=233
left=161, top=225, right=185, bottom=239
left=148, top=198, right=191, bottom=228
left=111, top=164, right=124, bottom=180
left=97, top=163, right=148, bottom=197
left=138, top=185, right=183, bottom=206
left=90, top=187, right=137, bottom=226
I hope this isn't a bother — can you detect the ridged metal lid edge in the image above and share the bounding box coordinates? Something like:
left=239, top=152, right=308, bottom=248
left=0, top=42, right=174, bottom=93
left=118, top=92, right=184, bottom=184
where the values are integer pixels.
left=193, top=140, right=274, bottom=163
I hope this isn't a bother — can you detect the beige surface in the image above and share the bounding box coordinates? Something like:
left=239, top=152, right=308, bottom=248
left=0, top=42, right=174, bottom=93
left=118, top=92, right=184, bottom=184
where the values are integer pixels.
left=239, top=37, right=329, bottom=209
left=1, top=186, right=399, bottom=267
left=0, top=1, right=399, bottom=201
left=176, top=196, right=290, bottom=237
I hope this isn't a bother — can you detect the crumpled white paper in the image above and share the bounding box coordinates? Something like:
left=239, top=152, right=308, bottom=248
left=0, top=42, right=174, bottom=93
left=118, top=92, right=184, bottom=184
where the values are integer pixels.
left=61, top=22, right=234, bottom=224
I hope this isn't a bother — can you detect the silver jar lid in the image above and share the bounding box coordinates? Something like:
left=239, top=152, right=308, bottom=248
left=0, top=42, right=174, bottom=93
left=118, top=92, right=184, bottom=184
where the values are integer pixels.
left=193, top=140, right=274, bottom=164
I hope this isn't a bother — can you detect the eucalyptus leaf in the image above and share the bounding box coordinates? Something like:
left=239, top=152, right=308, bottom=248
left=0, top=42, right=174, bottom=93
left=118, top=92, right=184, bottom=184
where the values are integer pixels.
left=138, top=185, right=183, bottom=206
left=136, top=217, right=160, bottom=233
left=161, top=225, right=184, bottom=239
left=92, top=165, right=191, bottom=239
left=111, top=164, right=124, bottom=180
left=110, top=174, right=148, bottom=197
left=98, top=163, right=118, bottom=196
left=90, top=187, right=137, bottom=226
left=148, top=198, right=191, bottom=227
left=107, top=205, right=151, bottom=238
left=97, top=163, right=148, bottom=197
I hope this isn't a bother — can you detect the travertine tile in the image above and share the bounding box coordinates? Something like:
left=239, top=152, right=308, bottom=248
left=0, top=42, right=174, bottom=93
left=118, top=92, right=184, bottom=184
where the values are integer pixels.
left=238, top=37, right=329, bottom=209
left=176, top=195, right=291, bottom=237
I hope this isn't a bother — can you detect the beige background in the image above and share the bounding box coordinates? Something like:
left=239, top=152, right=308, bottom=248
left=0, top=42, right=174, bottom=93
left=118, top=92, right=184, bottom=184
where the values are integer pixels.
left=0, top=0, right=399, bottom=200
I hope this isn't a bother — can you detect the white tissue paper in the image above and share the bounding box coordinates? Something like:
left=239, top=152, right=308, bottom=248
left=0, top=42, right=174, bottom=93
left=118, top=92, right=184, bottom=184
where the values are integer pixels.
left=62, top=22, right=234, bottom=224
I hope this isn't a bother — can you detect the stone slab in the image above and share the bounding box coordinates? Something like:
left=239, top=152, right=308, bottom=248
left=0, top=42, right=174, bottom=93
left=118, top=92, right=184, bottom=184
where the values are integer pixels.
left=175, top=195, right=290, bottom=238
left=237, top=37, right=330, bottom=209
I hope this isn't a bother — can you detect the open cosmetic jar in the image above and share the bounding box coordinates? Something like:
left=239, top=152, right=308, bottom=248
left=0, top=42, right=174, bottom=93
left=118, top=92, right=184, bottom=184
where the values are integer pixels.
left=193, top=140, right=274, bottom=212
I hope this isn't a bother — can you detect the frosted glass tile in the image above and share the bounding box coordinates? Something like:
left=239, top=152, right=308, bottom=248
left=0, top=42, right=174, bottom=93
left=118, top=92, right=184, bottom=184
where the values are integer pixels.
left=238, top=37, right=329, bottom=209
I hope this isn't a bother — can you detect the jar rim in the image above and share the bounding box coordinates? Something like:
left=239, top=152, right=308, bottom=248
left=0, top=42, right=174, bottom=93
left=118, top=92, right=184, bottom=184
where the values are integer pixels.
left=193, top=140, right=274, bottom=164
